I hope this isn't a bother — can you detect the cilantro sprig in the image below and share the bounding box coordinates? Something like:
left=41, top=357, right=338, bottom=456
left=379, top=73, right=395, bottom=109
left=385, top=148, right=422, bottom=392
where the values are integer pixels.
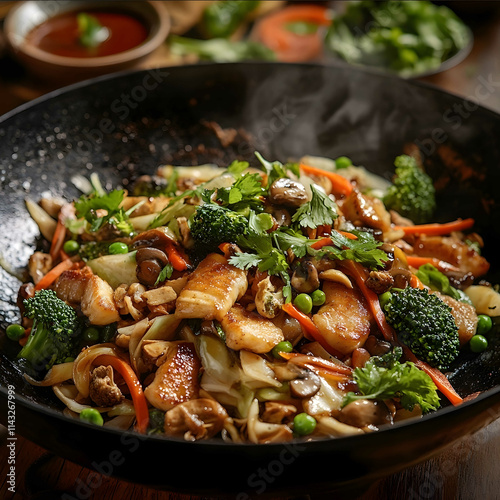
left=74, top=189, right=140, bottom=236
left=342, top=348, right=440, bottom=413
left=291, top=184, right=338, bottom=230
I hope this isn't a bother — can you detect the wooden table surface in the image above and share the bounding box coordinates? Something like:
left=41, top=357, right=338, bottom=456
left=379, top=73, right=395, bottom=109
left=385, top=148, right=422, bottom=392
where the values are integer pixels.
left=2, top=3, right=500, bottom=499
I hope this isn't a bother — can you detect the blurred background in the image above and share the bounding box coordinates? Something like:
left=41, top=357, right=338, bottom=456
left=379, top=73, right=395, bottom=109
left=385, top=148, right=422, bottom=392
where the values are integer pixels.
left=1, top=1, right=500, bottom=115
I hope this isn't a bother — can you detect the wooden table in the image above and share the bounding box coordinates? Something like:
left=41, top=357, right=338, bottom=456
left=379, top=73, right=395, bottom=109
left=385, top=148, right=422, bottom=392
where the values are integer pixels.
left=3, top=3, right=500, bottom=499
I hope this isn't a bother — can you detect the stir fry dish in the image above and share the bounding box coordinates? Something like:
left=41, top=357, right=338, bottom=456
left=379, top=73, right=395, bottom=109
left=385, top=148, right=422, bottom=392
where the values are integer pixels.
left=7, top=152, right=499, bottom=443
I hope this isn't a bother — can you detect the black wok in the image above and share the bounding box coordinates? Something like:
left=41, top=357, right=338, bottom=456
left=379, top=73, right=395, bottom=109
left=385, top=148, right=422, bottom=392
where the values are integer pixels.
left=1, top=62, right=500, bottom=497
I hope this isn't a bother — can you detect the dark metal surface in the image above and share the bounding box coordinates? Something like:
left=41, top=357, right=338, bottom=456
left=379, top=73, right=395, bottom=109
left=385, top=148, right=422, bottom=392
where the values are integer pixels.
left=1, top=62, right=500, bottom=496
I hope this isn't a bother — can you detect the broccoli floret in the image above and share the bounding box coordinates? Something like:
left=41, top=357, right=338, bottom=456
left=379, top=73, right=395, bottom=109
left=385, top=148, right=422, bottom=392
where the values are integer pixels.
left=79, top=241, right=110, bottom=261
left=190, top=203, right=248, bottom=250
left=18, top=289, right=83, bottom=371
left=383, top=155, right=436, bottom=224
left=383, top=287, right=459, bottom=370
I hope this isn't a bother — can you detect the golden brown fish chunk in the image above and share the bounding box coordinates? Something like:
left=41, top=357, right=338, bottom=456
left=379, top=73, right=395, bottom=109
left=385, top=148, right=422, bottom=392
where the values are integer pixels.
left=313, top=282, right=371, bottom=355
left=175, top=253, right=247, bottom=322
left=144, top=342, right=200, bottom=411
left=81, top=274, right=120, bottom=325
left=221, top=304, right=284, bottom=353
left=436, top=292, right=478, bottom=346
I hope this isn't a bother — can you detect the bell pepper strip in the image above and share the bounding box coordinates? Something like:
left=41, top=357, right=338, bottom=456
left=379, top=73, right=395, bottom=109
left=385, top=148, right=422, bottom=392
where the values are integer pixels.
left=402, top=346, right=463, bottom=406
left=279, top=351, right=352, bottom=376
left=93, top=354, right=150, bottom=433
left=340, top=260, right=395, bottom=342
left=254, top=5, right=331, bottom=62
left=394, top=218, right=474, bottom=236
left=300, top=163, right=353, bottom=197
left=405, top=256, right=460, bottom=273
left=282, top=302, right=344, bottom=358
left=49, top=218, right=67, bottom=262
left=165, top=242, right=189, bottom=272
left=35, top=258, right=75, bottom=291
left=409, top=274, right=426, bottom=290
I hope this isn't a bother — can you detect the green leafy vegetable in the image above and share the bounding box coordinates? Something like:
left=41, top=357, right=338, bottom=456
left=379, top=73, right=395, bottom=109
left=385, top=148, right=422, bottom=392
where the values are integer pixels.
left=343, top=347, right=440, bottom=413
left=318, top=230, right=388, bottom=269
left=291, top=184, right=338, bottom=229
left=155, top=263, right=174, bottom=285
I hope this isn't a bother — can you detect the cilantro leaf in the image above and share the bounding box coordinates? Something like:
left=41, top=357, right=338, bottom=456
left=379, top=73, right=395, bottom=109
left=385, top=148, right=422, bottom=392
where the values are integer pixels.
left=255, top=152, right=289, bottom=188
left=342, top=350, right=440, bottom=413
left=74, top=189, right=135, bottom=236
left=291, top=185, right=338, bottom=229
left=155, top=263, right=174, bottom=285
left=214, top=172, right=265, bottom=211
left=318, top=230, right=387, bottom=269
left=227, top=160, right=249, bottom=178
left=273, top=229, right=312, bottom=258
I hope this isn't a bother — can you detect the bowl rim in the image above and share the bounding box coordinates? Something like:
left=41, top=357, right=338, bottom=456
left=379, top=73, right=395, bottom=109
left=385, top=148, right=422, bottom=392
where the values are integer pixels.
left=4, top=0, right=171, bottom=68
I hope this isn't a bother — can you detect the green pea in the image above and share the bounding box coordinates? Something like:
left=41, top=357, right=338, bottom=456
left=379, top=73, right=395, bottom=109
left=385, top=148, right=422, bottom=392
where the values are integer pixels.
left=311, top=289, right=326, bottom=306
left=470, top=335, right=488, bottom=353
left=272, top=341, right=293, bottom=359
left=335, top=156, right=353, bottom=169
left=294, top=293, right=313, bottom=314
left=477, top=315, right=492, bottom=336
left=63, top=239, right=79, bottom=255
left=379, top=291, right=392, bottom=310
left=80, top=408, right=104, bottom=426
left=108, top=242, right=129, bottom=255
left=83, top=327, right=100, bottom=344
left=6, top=324, right=25, bottom=341
left=293, top=413, right=317, bottom=436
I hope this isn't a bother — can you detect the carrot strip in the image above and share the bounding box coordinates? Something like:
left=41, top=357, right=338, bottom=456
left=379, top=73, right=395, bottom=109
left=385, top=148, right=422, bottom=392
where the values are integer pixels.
left=35, top=258, right=74, bottom=291
left=341, top=260, right=395, bottom=342
left=394, top=218, right=474, bottom=236
left=18, top=327, right=31, bottom=347
left=405, top=256, right=460, bottom=273
left=49, top=218, right=67, bottom=262
left=282, top=303, right=343, bottom=358
left=300, top=163, right=353, bottom=196
left=338, top=231, right=358, bottom=240
left=402, top=347, right=463, bottom=406
left=93, top=354, right=150, bottom=433
left=165, top=243, right=189, bottom=272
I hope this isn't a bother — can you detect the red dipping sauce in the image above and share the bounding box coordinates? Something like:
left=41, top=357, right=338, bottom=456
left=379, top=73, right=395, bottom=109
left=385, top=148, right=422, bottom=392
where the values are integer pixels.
left=26, top=10, right=149, bottom=58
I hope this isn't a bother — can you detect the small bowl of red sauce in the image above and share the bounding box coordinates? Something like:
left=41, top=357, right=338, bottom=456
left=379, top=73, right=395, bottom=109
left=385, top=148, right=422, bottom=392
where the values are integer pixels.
left=4, top=1, right=170, bottom=83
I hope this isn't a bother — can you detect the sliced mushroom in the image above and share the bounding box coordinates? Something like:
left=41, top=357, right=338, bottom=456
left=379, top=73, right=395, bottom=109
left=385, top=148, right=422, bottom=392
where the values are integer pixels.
left=132, top=227, right=175, bottom=250
left=135, top=247, right=168, bottom=286
left=268, top=178, right=308, bottom=208
left=164, top=398, right=228, bottom=440
left=339, top=399, right=392, bottom=428
left=290, top=369, right=321, bottom=398
left=291, top=261, right=320, bottom=293
left=246, top=399, right=293, bottom=444
left=89, top=365, right=124, bottom=407
left=364, top=335, right=392, bottom=356
left=319, top=269, right=353, bottom=289
left=142, top=340, right=172, bottom=367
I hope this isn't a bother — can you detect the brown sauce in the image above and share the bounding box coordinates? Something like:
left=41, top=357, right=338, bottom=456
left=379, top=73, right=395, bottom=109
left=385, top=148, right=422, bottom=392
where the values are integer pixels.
left=26, top=10, right=149, bottom=58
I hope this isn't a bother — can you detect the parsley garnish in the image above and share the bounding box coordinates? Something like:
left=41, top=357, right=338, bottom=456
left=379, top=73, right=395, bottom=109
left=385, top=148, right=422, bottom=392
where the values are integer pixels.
left=317, top=230, right=388, bottom=269
left=342, top=348, right=440, bottom=413
left=74, top=189, right=138, bottom=236
left=291, top=185, right=338, bottom=230
left=155, top=263, right=174, bottom=285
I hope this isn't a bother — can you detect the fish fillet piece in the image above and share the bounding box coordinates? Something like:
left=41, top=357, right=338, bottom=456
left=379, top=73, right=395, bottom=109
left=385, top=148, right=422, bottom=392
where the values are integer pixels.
left=144, top=342, right=200, bottom=411
left=313, top=282, right=371, bottom=355
left=222, top=304, right=284, bottom=353
left=175, top=253, right=247, bottom=322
